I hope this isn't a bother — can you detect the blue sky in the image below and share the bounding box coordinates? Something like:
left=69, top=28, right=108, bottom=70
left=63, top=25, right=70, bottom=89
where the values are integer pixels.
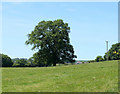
left=2, top=2, right=118, bottom=60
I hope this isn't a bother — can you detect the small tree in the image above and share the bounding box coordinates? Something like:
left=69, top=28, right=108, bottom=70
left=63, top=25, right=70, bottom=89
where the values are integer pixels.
left=13, top=59, right=27, bottom=67
left=0, top=54, right=13, bottom=67
left=95, top=56, right=103, bottom=62
left=104, top=43, right=120, bottom=60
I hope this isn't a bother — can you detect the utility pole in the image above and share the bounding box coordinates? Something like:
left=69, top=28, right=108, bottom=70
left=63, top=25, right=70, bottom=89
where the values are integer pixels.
left=106, top=41, right=108, bottom=61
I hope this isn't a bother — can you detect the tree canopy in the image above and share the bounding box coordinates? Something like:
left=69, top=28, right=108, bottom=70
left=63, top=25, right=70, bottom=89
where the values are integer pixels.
left=0, top=54, right=13, bottom=67
left=26, top=19, right=77, bottom=66
left=13, top=58, right=28, bottom=67
left=104, top=42, right=120, bottom=60
left=95, top=56, right=103, bottom=62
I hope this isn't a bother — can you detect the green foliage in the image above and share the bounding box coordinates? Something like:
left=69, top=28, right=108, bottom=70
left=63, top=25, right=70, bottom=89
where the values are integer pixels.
left=95, top=56, right=103, bottom=62
left=32, top=52, right=49, bottom=67
left=26, top=19, right=77, bottom=66
left=0, top=54, right=13, bottom=67
left=12, top=63, right=20, bottom=67
left=25, top=62, right=32, bottom=67
left=28, top=57, right=37, bottom=67
left=88, top=60, right=95, bottom=63
left=13, top=59, right=27, bottom=67
left=104, top=42, right=120, bottom=60
left=12, top=58, right=19, bottom=63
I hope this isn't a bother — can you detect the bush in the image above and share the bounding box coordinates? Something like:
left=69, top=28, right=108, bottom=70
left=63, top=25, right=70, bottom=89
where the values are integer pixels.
left=12, top=59, right=27, bottom=67
left=95, top=56, right=103, bottom=62
left=88, top=60, right=95, bottom=63
left=104, top=42, right=120, bottom=60
left=0, top=54, right=13, bottom=67
left=12, top=63, right=20, bottom=67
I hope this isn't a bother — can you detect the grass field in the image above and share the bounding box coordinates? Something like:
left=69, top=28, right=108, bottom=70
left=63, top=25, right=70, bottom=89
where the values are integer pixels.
left=2, top=60, right=118, bottom=92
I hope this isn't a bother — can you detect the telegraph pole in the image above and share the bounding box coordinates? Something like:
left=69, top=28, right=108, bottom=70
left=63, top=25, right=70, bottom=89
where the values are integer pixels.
left=106, top=41, right=108, bottom=61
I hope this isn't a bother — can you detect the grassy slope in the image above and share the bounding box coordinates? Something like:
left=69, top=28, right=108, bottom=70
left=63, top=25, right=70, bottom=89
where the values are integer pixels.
left=2, top=60, right=118, bottom=92
left=0, top=68, right=2, bottom=94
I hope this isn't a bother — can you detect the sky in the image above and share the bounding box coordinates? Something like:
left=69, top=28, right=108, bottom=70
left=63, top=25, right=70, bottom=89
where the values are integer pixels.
left=1, top=2, right=118, bottom=60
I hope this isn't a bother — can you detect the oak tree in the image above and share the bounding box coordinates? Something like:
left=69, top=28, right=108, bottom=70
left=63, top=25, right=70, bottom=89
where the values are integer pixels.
left=26, top=19, right=77, bottom=66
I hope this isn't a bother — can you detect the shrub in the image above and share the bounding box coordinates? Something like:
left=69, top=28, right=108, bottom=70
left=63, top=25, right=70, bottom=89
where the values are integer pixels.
left=12, top=59, right=27, bottom=67
left=0, top=54, right=13, bottom=67
left=88, top=60, right=95, bottom=63
left=95, top=56, right=103, bottom=62
left=104, top=43, right=120, bottom=60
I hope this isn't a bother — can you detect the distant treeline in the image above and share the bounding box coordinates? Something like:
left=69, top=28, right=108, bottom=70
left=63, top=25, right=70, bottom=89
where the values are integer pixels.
left=0, top=54, right=75, bottom=67
left=1, top=42, right=120, bottom=67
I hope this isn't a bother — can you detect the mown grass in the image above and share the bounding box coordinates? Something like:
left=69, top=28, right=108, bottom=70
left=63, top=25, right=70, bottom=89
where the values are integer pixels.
left=0, top=68, right=2, bottom=94
left=2, top=60, right=118, bottom=92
